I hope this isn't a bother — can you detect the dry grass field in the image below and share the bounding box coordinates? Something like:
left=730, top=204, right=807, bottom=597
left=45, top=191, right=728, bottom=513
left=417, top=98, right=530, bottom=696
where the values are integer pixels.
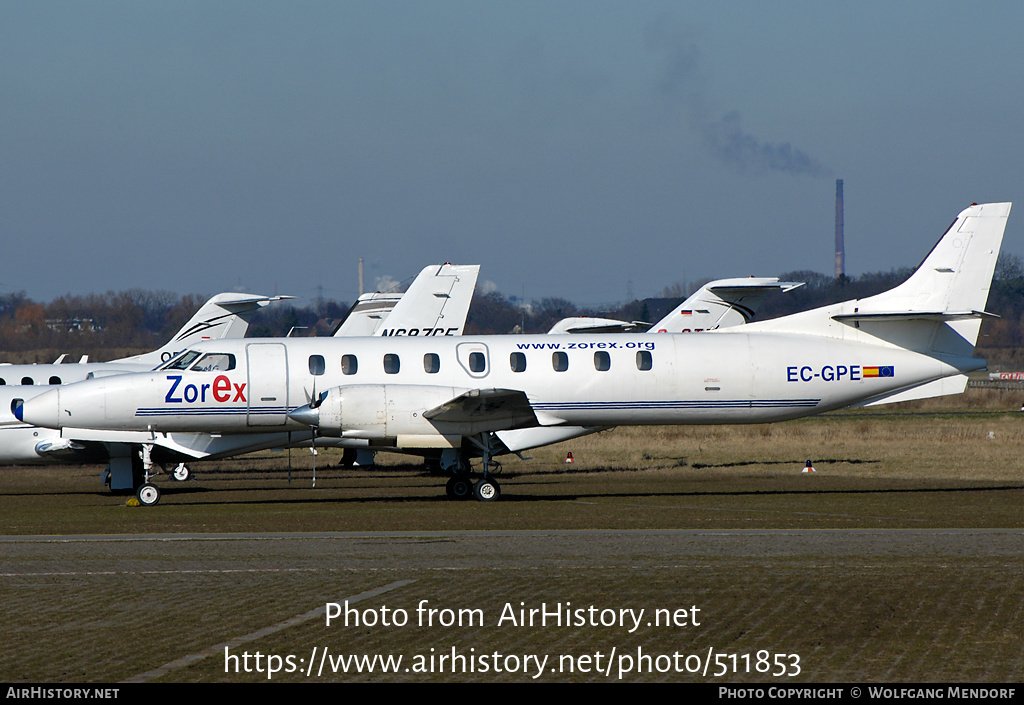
left=1, top=388, right=1023, bottom=683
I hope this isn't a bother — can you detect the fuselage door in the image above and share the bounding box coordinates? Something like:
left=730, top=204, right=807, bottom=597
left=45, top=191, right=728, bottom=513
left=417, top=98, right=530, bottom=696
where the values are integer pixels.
left=246, top=343, right=289, bottom=426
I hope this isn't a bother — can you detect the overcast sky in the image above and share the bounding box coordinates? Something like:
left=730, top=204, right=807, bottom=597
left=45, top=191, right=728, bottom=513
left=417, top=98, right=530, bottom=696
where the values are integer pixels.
left=3, top=1, right=1022, bottom=306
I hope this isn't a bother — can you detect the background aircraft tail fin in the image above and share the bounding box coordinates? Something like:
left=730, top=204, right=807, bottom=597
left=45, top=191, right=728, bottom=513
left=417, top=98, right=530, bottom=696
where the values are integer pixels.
left=651, top=277, right=803, bottom=332
left=373, top=264, right=480, bottom=337
left=332, top=264, right=480, bottom=338
left=115, top=293, right=292, bottom=366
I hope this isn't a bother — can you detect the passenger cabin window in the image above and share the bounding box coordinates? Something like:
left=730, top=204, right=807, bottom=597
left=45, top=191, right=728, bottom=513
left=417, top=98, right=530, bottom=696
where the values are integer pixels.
left=469, top=351, right=485, bottom=373
left=21, top=377, right=33, bottom=385
left=384, top=354, right=400, bottom=374
left=636, top=350, right=653, bottom=371
left=0, top=379, right=5, bottom=385
left=510, top=352, right=527, bottom=373
left=594, top=351, right=611, bottom=372
left=49, top=376, right=61, bottom=385
left=308, top=355, right=326, bottom=375
left=552, top=351, right=568, bottom=372
left=342, top=354, right=358, bottom=375
left=424, top=353, right=440, bottom=374
left=193, top=353, right=236, bottom=372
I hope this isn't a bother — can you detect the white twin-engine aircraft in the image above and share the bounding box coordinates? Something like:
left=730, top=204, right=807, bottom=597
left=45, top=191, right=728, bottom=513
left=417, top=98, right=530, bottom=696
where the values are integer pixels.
left=16, top=202, right=1011, bottom=504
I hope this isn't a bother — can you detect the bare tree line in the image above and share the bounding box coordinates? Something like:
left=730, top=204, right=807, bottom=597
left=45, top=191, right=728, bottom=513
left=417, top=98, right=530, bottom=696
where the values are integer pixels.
left=3, top=254, right=1024, bottom=363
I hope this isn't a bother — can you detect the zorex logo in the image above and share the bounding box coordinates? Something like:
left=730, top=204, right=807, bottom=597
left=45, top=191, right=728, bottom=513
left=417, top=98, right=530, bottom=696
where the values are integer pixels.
left=165, top=375, right=247, bottom=403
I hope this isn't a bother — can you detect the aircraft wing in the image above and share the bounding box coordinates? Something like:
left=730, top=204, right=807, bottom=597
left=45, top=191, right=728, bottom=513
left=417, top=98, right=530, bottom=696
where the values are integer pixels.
left=423, top=388, right=541, bottom=429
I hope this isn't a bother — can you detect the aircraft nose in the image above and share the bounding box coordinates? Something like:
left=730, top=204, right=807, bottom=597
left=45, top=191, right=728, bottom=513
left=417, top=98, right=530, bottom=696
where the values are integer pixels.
left=16, top=388, right=62, bottom=429
left=288, top=404, right=320, bottom=427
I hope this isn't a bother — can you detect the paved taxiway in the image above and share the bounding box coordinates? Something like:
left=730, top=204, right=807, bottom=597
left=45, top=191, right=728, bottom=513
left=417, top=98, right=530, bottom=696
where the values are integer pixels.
left=3, top=528, right=1024, bottom=682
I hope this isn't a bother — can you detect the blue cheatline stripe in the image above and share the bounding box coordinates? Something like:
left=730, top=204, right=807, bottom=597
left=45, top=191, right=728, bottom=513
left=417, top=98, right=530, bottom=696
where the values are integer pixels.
left=134, top=399, right=820, bottom=419
left=135, top=407, right=288, bottom=417
left=532, top=399, right=820, bottom=411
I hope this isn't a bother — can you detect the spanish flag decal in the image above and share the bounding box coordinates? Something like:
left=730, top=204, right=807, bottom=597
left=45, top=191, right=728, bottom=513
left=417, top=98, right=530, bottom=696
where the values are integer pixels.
left=863, top=366, right=894, bottom=378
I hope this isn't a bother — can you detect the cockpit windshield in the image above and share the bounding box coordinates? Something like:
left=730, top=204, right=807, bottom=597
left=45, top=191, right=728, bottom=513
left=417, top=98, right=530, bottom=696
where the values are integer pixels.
left=157, top=350, right=236, bottom=372
left=191, top=353, right=236, bottom=371
left=159, top=350, right=202, bottom=370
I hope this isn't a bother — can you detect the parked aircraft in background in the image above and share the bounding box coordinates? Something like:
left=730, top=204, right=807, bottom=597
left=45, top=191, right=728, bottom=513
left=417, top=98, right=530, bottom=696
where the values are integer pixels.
left=548, top=277, right=802, bottom=334
left=1, top=264, right=479, bottom=491
left=18, top=203, right=1010, bottom=505
left=0, top=293, right=291, bottom=387
left=649, top=277, right=804, bottom=332
left=0, top=293, right=290, bottom=480
left=333, top=263, right=478, bottom=337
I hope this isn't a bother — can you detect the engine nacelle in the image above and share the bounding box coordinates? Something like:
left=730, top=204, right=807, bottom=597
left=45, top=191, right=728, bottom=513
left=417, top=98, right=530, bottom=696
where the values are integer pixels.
left=312, top=384, right=468, bottom=448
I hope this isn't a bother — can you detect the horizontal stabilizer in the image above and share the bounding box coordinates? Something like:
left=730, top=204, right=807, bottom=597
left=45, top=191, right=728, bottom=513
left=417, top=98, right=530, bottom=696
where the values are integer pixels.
left=853, top=375, right=970, bottom=407
left=548, top=317, right=649, bottom=334
left=833, top=310, right=998, bottom=323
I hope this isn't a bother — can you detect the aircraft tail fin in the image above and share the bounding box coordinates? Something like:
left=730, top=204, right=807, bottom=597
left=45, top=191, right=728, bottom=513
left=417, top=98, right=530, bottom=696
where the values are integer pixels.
left=651, top=277, right=803, bottom=333
left=374, top=264, right=480, bottom=337
left=115, top=293, right=293, bottom=367
left=332, top=291, right=403, bottom=337
left=750, top=202, right=1010, bottom=359
left=854, top=202, right=1010, bottom=322
left=840, top=202, right=1010, bottom=357
left=332, top=264, right=480, bottom=338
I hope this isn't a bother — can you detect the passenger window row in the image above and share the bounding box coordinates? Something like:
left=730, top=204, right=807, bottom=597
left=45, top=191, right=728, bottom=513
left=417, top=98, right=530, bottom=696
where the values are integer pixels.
left=522, top=350, right=652, bottom=373
left=309, top=350, right=654, bottom=376
left=0, top=376, right=62, bottom=386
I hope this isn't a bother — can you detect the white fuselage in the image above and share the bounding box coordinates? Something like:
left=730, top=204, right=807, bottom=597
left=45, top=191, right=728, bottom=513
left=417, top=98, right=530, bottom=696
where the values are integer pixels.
left=19, top=330, right=972, bottom=440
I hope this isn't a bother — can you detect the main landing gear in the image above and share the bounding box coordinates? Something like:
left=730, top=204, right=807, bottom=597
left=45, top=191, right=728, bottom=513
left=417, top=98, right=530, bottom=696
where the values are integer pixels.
left=444, top=473, right=501, bottom=502
left=441, top=434, right=503, bottom=502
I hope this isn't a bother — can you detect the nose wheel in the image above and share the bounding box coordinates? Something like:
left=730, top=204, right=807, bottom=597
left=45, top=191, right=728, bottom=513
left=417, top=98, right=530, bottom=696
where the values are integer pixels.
left=136, top=483, right=161, bottom=506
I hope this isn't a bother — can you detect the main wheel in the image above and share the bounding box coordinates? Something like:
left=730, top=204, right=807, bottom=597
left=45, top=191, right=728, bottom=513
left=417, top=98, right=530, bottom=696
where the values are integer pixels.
left=171, top=464, right=191, bottom=482
left=473, top=479, right=501, bottom=502
left=137, top=483, right=161, bottom=506
left=445, top=475, right=472, bottom=500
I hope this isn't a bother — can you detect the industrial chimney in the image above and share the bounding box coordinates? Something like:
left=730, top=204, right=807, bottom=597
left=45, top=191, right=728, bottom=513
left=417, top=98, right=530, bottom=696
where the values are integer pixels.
left=834, top=179, right=845, bottom=280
